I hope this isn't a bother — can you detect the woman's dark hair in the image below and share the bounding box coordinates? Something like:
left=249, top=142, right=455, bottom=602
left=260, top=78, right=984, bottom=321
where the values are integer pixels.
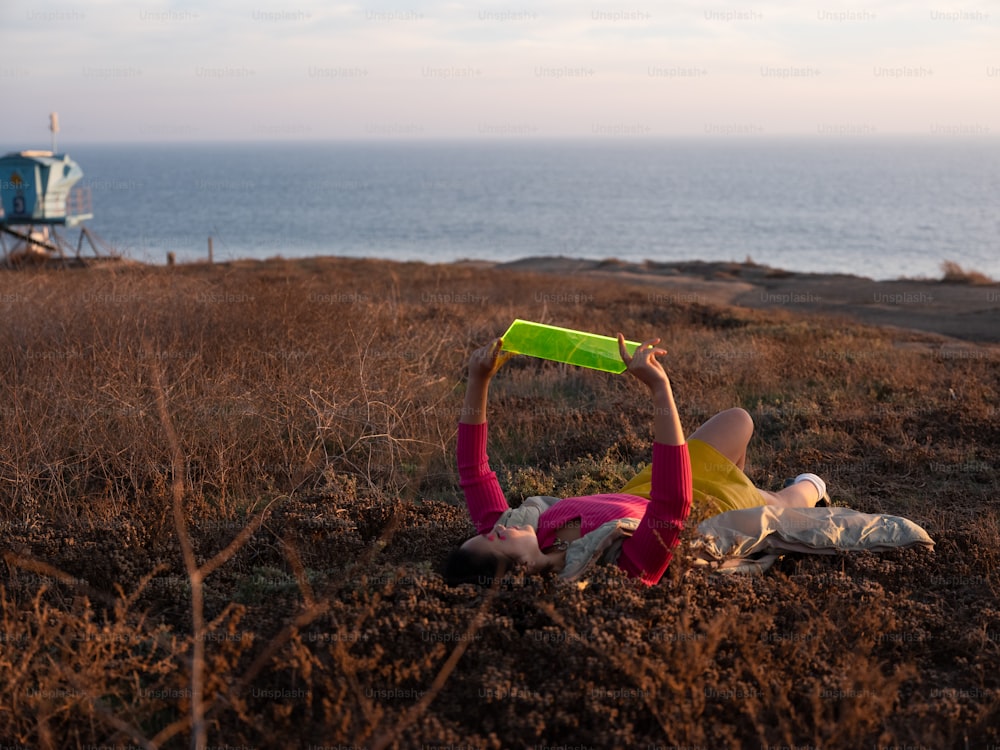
left=440, top=540, right=509, bottom=587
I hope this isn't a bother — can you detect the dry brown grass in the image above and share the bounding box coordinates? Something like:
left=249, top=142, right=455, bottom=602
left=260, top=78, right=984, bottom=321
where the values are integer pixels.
left=0, top=256, right=997, bottom=748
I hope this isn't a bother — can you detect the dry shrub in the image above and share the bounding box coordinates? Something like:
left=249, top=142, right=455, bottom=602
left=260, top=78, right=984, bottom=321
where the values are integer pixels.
left=940, top=260, right=995, bottom=285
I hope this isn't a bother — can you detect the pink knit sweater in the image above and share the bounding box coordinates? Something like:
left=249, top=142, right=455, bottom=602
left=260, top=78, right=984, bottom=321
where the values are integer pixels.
left=457, top=422, right=693, bottom=585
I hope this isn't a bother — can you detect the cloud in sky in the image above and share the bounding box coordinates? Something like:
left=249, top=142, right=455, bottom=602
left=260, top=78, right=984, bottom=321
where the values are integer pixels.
left=0, top=0, right=997, bottom=142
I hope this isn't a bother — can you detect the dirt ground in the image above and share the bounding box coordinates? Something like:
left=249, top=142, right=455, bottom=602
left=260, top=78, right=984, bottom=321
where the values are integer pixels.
left=496, top=256, right=1000, bottom=345
left=0, top=256, right=997, bottom=749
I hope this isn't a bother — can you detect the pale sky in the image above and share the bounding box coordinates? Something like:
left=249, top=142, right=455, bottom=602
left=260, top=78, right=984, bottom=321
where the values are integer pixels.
left=0, top=0, right=997, bottom=142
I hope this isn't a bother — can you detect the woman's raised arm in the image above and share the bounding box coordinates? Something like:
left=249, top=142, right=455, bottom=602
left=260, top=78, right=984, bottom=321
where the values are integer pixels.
left=459, top=337, right=512, bottom=425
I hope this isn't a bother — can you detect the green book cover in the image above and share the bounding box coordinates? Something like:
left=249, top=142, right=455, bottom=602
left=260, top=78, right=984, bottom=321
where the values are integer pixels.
left=500, top=319, right=641, bottom=374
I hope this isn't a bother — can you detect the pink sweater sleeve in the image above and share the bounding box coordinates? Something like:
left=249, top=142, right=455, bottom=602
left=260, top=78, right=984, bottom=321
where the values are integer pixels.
left=456, top=422, right=509, bottom=534
left=616, top=443, right=693, bottom=586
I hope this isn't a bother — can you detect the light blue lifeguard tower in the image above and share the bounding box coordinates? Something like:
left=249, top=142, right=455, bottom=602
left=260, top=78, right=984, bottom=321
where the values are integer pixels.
left=0, top=113, right=113, bottom=266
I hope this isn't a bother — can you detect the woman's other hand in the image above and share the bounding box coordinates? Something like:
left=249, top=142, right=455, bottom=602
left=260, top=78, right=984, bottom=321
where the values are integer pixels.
left=618, top=334, right=670, bottom=392
left=468, top=337, right=513, bottom=384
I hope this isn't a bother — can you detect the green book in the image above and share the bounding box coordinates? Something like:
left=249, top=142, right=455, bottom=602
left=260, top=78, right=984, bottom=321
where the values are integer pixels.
left=500, top=319, right=641, bottom=374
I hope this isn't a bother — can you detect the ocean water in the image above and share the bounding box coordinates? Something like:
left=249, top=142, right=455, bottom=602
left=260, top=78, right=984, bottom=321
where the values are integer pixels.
left=43, top=138, right=1000, bottom=281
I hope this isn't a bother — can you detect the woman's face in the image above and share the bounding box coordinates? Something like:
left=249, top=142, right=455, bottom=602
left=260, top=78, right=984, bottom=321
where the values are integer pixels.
left=460, top=522, right=541, bottom=568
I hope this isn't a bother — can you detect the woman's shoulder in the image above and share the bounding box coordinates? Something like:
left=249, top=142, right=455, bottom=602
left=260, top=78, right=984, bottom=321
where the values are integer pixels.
left=497, top=496, right=562, bottom=530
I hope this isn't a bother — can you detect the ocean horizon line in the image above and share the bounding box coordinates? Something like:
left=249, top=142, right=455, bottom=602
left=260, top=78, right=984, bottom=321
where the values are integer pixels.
left=6, top=133, right=1000, bottom=149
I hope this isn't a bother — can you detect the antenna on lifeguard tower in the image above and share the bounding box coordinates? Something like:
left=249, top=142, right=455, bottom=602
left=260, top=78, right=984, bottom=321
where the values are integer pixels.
left=50, top=112, right=59, bottom=153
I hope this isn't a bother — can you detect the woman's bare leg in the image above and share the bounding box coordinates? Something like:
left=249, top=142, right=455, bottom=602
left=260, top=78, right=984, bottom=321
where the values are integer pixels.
left=688, top=407, right=754, bottom=470
left=690, top=408, right=827, bottom=508
left=759, top=484, right=820, bottom=509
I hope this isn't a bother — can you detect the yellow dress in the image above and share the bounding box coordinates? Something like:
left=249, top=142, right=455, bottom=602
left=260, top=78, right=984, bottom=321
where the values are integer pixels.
left=619, top=438, right=766, bottom=516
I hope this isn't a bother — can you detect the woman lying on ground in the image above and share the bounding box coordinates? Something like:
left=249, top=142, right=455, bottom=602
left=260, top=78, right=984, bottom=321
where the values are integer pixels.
left=441, top=334, right=829, bottom=587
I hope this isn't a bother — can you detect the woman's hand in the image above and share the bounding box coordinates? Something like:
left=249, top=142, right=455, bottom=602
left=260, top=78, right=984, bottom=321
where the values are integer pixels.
left=618, top=334, right=670, bottom=391
left=460, top=337, right=512, bottom=424
left=467, top=337, right=513, bottom=384
left=619, top=333, right=684, bottom=445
